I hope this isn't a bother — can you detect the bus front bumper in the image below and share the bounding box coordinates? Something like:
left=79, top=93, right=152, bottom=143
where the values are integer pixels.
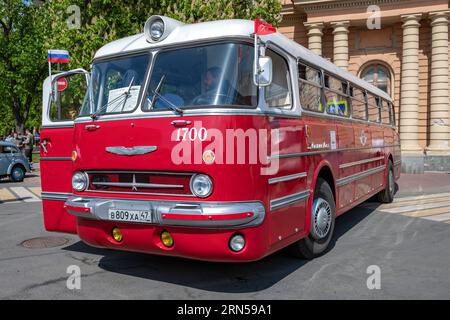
left=64, top=196, right=265, bottom=228
left=64, top=196, right=269, bottom=262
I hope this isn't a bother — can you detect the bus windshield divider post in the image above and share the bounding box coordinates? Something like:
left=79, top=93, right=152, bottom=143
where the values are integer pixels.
left=254, top=33, right=260, bottom=87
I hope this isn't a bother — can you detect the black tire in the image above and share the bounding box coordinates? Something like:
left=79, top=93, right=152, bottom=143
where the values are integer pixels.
left=377, top=160, right=395, bottom=203
left=289, top=178, right=336, bottom=260
left=10, top=165, right=25, bottom=182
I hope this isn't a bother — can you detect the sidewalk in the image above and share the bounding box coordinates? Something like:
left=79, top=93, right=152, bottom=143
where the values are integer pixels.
left=396, top=173, right=450, bottom=197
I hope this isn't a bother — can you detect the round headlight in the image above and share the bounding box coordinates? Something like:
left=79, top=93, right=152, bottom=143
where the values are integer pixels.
left=190, top=174, right=213, bottom=198
left=72, top=171, right=88, bottom=192
left=229, top=234, right=245, bottom=252
left=150, top=19, right=164, bottom=41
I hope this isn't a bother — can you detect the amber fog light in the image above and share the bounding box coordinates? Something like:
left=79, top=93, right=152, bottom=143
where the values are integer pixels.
left=229, top=234, right=245, bottom=252
left=161, top=231, right=174, bottom=247
left=112, top=227, right=123, bottom=242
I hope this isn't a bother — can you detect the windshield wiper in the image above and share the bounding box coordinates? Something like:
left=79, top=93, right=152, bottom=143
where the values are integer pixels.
left=148, top=75, right=183, bottom=115
left=90, top=76, right=135, bottom=120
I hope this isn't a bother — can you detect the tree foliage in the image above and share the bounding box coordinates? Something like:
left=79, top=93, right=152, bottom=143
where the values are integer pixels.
left=0, top=0, right=281, bottom=134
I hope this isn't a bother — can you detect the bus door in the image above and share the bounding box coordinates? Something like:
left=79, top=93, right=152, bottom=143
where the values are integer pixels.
left=353, top=118, right=372, bottom=201
left=40, top=70, right=89, bottom=234
left=336, top=117, right=355, bottom=212
left=368, top=98, right=386, bottom=191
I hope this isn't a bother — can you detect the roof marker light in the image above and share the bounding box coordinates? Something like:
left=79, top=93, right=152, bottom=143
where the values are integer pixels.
left=144, top=15, right=184, bottom=43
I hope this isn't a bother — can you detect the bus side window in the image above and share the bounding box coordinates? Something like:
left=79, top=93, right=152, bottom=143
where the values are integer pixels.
left=389, top=102, right=396, bottom=126
left=350, top=86, right=367, bottom=120
left=324, top=74, right=349, bottom=117
left=381, top=99, right=390, bottom=125
left=49, top=74, right=88, bottom=122
left=298, top=62, right=322, bottom=112
left=265, top=50, right=292, bottom=108
left=367, top=94, right=380, bottom=123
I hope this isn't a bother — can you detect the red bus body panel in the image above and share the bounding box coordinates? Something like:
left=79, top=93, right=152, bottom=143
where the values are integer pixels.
left=41, top=112, right=400, bottom=262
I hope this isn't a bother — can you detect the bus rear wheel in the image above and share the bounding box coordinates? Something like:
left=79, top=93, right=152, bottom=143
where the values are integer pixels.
left=289, top=178, right=336, bottom=260
left=377, top=160, right=395, bottom=203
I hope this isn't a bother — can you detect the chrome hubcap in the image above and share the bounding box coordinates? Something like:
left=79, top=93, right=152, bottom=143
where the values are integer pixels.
left=311, top=198, right=332, bottom=240
left=389, top=170, right=395, bottom=197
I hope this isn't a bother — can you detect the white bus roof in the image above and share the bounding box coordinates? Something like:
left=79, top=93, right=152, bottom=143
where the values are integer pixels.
left=94, top=19, right=392, bottom=102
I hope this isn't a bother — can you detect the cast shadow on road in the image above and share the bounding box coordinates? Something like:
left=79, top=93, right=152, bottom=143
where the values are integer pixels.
left=62, top=202, right=381, bottom=293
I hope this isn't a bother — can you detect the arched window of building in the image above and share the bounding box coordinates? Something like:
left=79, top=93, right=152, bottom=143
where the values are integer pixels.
left=361, top=64, right=391, bottom=94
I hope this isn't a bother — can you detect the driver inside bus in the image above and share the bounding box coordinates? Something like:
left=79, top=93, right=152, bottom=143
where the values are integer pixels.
left=204, top=66, right=221, bottom=93
left=192, top=66, right=239, bottom=106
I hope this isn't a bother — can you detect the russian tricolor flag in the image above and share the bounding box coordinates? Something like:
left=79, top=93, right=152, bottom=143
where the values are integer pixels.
left=48, top=49, right=70, bottom=63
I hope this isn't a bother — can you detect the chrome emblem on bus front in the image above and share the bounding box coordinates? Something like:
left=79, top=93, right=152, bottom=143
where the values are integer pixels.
left=106, top=146, right=157, bottom=156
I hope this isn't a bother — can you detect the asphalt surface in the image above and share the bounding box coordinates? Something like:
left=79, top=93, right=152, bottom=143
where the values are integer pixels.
left=1, top=194, right=449, bottom=299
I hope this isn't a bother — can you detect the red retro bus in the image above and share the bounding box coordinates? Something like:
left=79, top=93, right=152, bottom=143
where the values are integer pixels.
left=40, top=16, right=400, bottom=262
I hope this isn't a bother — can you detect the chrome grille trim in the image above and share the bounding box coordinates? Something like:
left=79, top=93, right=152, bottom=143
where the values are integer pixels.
left=85, top=171, right=194, bottom=196
left=92, top=181, right=184, bottom=189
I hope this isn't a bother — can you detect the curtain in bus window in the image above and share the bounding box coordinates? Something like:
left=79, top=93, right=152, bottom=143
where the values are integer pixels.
left=351, top=87, right=367, bottom=120
left=367, top=94, right=380, bottom=122
left=298, top=64, right=322, bottom=112
left=265, top=50, right=291, bottom=108
left=324, top=76, right=349, bottom=117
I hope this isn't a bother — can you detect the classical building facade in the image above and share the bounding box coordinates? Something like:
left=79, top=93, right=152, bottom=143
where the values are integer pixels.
left=279, top=0, right=450, bottom=173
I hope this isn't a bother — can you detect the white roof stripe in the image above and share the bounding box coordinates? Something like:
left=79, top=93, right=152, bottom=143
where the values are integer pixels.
left=94, top=19, right=392, bottom=102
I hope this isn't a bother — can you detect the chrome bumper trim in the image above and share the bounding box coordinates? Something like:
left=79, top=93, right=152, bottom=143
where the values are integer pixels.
left=64, top=197, right=265, bottom=229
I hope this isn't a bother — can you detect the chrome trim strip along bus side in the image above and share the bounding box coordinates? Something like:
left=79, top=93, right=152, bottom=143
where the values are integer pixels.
left=269, top=144, right=401, bottom=160
left=268, top=172, right=307, bottom=185
left=336, top=165, right=385, bottom=187
left=41, top=192, right=73, bottom=201
left=41, top=124, right=75, bottom=129
left=339, top=156, right=385, bottom=169
left=40, top=157, right=73, bottom=161
left=270, top=190, right=310, bottom=211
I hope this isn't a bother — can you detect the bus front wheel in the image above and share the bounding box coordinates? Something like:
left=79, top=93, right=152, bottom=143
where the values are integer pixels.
left=289, top=177, right=336, bottom=260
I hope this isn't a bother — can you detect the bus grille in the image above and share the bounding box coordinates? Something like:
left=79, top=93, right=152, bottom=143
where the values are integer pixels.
left=86, top=171, right=193, bottom=196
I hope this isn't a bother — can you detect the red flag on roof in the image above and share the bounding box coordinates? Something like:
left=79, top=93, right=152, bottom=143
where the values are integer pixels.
left=254, top=19, right=276, bottom=35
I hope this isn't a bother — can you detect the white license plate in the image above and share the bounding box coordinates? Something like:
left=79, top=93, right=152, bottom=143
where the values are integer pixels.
left=108, top=209, right=152, bottom=223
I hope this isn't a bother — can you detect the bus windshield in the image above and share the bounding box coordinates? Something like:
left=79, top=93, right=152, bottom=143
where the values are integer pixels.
left=79, top=54, right=149, bottom=117
left=143, top=42, right=257, bottom=111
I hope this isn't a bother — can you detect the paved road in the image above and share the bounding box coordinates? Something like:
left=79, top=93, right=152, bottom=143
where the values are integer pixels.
left=1, top=193, right=450, bottom=299
left=1, top=169, right=450, bottom=299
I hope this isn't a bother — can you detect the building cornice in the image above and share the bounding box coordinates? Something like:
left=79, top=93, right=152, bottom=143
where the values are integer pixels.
left=291, top=0, right=411, bottom=13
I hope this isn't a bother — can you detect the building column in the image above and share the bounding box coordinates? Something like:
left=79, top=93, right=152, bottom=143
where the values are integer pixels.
left=304, top=22, right=324, bottom=56
left=331, top=21, right=350, bottom=70
left=426, top=11, right=450, bottom=154
left=399, top=14, right=422, bottom=153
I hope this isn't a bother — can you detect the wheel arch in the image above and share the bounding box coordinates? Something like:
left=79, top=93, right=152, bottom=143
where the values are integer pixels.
left=305, top=161, right=337, bottom=234
left=7, top=161, right=27, bottom=175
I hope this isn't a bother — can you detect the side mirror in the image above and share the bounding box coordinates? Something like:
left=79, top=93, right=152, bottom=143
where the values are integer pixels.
left=257, top=56, right=273, bottom=87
